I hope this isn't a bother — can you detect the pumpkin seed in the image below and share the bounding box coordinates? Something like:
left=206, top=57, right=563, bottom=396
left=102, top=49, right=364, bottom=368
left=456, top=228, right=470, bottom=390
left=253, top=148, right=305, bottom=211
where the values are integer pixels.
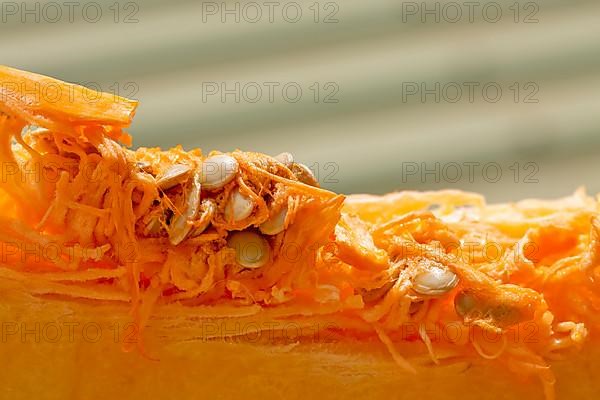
left=259, top=207, right=287, bottom=235
left=360, top=280, right=395, bottom=303
left=136, top=161, right=152, bottom=173
left=143, top=215, right=163, bottom=236
left=413, top=266, right=458, bottom=296
left=189, top=198, right=216, bottom=237
left=156, top=163, right=192, bottom=190
left=224, top=187, right=254, bottom=223
left=289, top=162, right=319, bottom=187
left=274, top=152, right=294, bottom=166
left=168, top=169, right=202, bottom=245
left=227, top=231, right=270, bottom=269
left=201, top=154, right=238, bottom=190
left=273, top=153, right=318, bottom=187
left=454, top=290, right=522, bottom=327
left=454, top=290, right=478, bottom=317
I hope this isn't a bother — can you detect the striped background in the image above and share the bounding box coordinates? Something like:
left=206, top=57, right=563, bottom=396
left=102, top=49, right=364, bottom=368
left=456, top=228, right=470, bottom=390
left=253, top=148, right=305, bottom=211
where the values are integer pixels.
left=2, top=0, right=599, bottom=201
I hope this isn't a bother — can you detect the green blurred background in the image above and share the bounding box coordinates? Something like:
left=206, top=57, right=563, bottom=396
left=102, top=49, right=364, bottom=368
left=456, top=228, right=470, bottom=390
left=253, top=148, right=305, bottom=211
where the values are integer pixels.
left=2, top=0, right=599, bottom=201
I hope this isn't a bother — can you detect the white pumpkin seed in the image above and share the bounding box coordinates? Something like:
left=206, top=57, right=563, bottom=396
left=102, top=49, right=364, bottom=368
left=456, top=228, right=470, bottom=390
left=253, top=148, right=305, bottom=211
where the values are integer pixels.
left=274, top=152, right=294, bottom=166
left=224, top=188, right=254, bottom=223
left=168, top=169, right=202, bottom=245
left=156, top=163, right=192, bottom=190
left=201, top=154, right=238, bottom=190
left=413, top=266, right=458, bottom=296
left=259, top=207, right=287, bottom=235
left=189, top=198, right=216, bottom=237
left=227, top=231, right=270, bottom=269
left=290, top=162, right=319, bottom=187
